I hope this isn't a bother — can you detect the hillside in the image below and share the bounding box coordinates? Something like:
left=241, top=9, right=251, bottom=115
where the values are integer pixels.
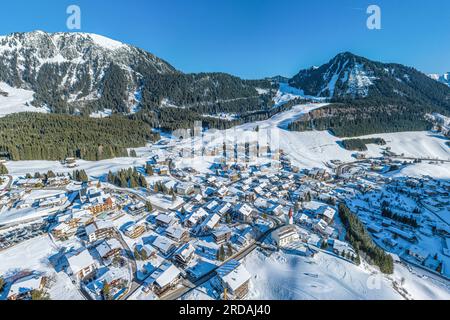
left=288, top=52, right=450, bottom=136
left=0, top=31, right=275, bottom=121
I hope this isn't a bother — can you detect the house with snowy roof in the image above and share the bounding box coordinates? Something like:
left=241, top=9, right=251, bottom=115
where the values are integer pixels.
left=234, top=203, right=253, bottom=223
left=85, top=220, right=115, bottom=243
left=66, top=249, right=98, bottom=281
left=215, top=260, right=251, bottom=300
left=152, top=235, right=177, bottom=257
left=146, top=262, right=182, bottom=296
left=7, top=275, right=47, bottom=300
left=95, top=239, right=122, bottom=262
left=165, top=224, right=190, bottom=243
left=173, top=243, right=196, bottom=266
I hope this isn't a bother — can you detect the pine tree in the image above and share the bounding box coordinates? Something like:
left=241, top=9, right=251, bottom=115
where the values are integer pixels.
left=0, top=276, right=4, bottom=293
left=129, top=149, right=137, bottom=157
left=146, top=164, right=154, bottom=176
left=31, top=290, right=50, bottom=300
left=129, top=176, right=138, bottom=188
left=219, top=245, right=226, bottom=261
left=138, top=175, right=148, bottom=188
left=102, top=281, right=111, bottom=300
left=0, top=164, right=8, bottom=175
left=134, top=247, right=142, bottom=260
left=146, top=201, right=153, bottom=212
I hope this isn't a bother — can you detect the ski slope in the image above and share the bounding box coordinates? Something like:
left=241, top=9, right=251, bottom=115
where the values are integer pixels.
left=0, top=82, right=49, bottom=117
left=244, top=250, right=450, bottom=300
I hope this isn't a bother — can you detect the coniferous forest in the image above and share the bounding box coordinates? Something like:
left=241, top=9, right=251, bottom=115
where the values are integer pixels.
left=338, top=203, right=394, bottom=274
left=0, top=113, right=159, bottom=161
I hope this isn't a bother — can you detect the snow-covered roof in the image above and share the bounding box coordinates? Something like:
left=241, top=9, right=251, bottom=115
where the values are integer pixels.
left=8, top=275, right=43, bottom=297
left=67, top=249, right=96, bottom=273
left=152, top=236, right=176, bottom=254
left=156, top=213, right=173, bottom=225
left=95, top=239, right=121, bottom=257
left=165, top=225, right=187, bottom=240
left=174, top=243, right=195, bottom=260
left=318, top=206, right=336, bottom=220
left=85, top=220, right=114, bottom=235
left=187, top=208, right=209, bottom=225
left=216, top=260, right=251, bottom=292
left=154, top=264, right=181, bottom=288
left=235, top=203, right=253, bottom=216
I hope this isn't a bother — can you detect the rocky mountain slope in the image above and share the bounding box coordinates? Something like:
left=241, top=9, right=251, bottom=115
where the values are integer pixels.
left=288, top=52, right=450, bottom=136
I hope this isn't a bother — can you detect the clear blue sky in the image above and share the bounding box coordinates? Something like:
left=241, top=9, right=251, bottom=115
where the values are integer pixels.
left=0, top=0, right=449, bottom=79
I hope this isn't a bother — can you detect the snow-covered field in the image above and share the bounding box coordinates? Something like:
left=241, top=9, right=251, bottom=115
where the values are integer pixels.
left=0, top=82, right=50, bottom=117
left=3, top=101, right=450, bottom=180
left=243, top=250, right=450, bottom=300
left=5, top=157, right=151, bottom=179
left=0, top=236, right=83, bottom=300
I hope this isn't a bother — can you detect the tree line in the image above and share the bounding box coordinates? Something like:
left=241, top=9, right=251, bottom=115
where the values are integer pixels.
left=338, top=203, right=394, bottom=274
left=107, top=168, right=147, bottom=189
left=340, top=138, right=387, bottom=151
left=0, top=113, right=159, bottom=161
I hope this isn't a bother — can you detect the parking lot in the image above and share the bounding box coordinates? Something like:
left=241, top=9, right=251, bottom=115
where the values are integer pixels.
left=0, top=222, right=48, bottom=251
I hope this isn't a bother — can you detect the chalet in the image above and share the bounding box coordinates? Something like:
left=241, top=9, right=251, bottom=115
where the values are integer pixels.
left=217, top=186, right=229, bottom=198
left=176, top=182, right=194, bottom=195
left=95, top=239, right=122, bottom=261
left=192, top=193, right=203, bottom=203
left=52, top=222, right=78, bottom=240
left=216, top=202, right=232, bottom=216
left=173, top=243, right=196, bottom=266
left=16, top=178, right=43, bottom=188
left=156, top=213, right=174, bottom=228
left=185, top=208, right=209, bottom=228
left=212, top=226, right=232, bottom=245
left=124, top=222, right=147, bottom=239
left=87, top=197, right=115, bottom=216
left=7, top=275, right=47, bottom=300
left=85, top=220, right=115, bottom=243
left=268, top=204, right=284, bottom=216
left=158, top=166, right=170, bottom=176
left=205, top=200, right=220, bottom=212
left=165, top=225, right=190, bottom=243
left=272, top=226, right=299, bottom=247
left=153, top=235, right=177, bottom=256
left=317, top=206, right=336, bottom=223
left=86, top=268, right=128, bottom=299
left=254, top=197, right=270, bottom=211
left=314, top=219, right=335, bottom=237
left=236, top=228, right=254, bottom=247
left=388, top=226, right=416, bottom=242
left=198, top=213, right=221, bottom=233
left=66, top=249, right=98, bottom=281
left=147, top=262, right=182, bottom=296
left=215, top=260, right=251, bottom=300
left=47, top=176, right=71, bottom=187
left=128, top=202, right=146, bottom=216
left=234, top=203, right=253, bottom=223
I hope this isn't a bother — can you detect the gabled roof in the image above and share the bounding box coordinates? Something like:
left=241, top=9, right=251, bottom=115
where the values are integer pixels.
left=67, top=249, right=96, bottom=273
left=216, top=260, right=251, bottom=291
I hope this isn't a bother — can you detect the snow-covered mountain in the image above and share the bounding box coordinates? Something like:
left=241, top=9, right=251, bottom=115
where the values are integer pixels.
left=289, top=52, right=450, bottom=101
left=289, top=52, right=378, bottom=98
left=287, top=52, right=450, bottom=137
left=429, top=72, right=450, bottom=87
left=0, top=31, right=273, bottom=117
left=0, top=31, right=178, bottom=113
